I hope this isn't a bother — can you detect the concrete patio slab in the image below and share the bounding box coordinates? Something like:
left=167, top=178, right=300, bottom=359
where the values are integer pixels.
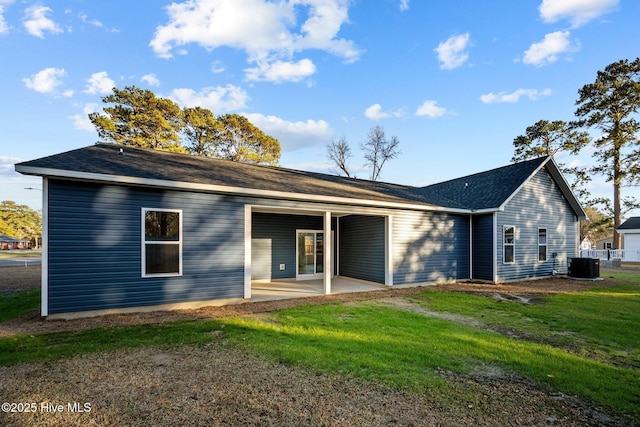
left=251, top=276, right=387, bottom=302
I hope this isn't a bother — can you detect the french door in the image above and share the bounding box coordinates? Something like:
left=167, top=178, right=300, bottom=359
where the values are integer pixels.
left=296, top=230, right=332, bottom=280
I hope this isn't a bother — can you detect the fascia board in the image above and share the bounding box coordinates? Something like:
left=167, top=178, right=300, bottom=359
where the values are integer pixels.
left=15, top=165, right=473, bottom=215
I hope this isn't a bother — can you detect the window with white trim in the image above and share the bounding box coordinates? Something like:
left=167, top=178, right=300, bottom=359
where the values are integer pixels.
left=503, top=225, right=515, bottom=264
left=142, top=209, right=182, bottom=277
left=538, top=228, right=547, bottom=262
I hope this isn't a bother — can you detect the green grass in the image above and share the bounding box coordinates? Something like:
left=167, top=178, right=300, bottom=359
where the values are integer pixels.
left=219, top=301, right=639, bottom=418
left=0, top=289, right=40, bottom=322
left=0, top=274, right=638, bottom=420
left=0, top=319, right=221, bottom=366
left=408, top=276, right=640, bottom=367
left=0, top=251, right=41, bottom=259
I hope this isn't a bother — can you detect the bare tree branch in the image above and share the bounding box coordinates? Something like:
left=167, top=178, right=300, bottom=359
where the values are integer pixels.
left=327, top=137, right=353, bottom=177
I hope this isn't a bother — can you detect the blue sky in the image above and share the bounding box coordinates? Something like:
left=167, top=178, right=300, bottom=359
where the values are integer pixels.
left=1, top=0, right=639, bottom=214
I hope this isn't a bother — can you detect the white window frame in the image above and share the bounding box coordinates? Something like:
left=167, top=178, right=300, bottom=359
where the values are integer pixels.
left=503, top=225, right=515, bottom=264
left=142, top=208, right=183, bottom=277
left=538, top=228, right=547, bottom=262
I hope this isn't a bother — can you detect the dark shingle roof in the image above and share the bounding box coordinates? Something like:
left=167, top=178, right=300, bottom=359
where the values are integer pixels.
left=16, top=144, right=440, bottom=208
left=17, top=144, right=573, bottom=214
left=618, top=217, right=640, bottom=230
left=417, top=156, right=548, bottom=210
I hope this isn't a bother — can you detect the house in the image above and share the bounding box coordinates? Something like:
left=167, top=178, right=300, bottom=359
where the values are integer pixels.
left=595, top=236, right=622, bottom=250
left=0, top=235, right=30, bottom=250
left=617, top=217, right=640, bottom=252
left=16, top=144, right=586, bottom=318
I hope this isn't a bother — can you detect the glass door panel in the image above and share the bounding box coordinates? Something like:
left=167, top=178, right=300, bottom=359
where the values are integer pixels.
left=298, top=232, right=315, bottom=275
left=315, top=233, right=324, bottom=274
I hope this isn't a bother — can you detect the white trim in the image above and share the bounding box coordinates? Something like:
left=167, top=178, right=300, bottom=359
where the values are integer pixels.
left=15, top=165, right=472, bottom=214
left=493, top=213, right=498, bottom=283
left=244, top=205, right=252, bottom=298
left=41, top=177, right=49, bottom=317
left=538, top=227, right=548, bottom=262
left=617, top=228, right=640, bottom=234
left=503, top=225, right=515, bottom=264
left=141, top=208, right=183, bottom=277
left=324, top=211, right=332, bottom=295
left=336, top=217, right=340, bottom=277
left=469, top=217, right=473, bottom=279
left=385, top=215, right=393, bottom=286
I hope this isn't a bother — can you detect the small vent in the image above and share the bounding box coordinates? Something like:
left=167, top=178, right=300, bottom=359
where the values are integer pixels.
left=117, top=148, right=125, bottom=157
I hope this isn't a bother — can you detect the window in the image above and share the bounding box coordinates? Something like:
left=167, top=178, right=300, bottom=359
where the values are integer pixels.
left=142, top=209, right=182, bottom=276
left=503, top=226, right=515, bottom=264
left=538, top=228, right=547, bottom=262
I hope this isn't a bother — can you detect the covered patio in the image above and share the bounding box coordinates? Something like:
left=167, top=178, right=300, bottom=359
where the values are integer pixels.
left=251, top=277, right=387, bottom=302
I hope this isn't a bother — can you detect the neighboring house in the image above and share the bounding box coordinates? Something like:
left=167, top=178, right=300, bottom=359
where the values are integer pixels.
left=580, top=237, right=593, bottom=250
left=617, top=217, right=640, bottom=252
left=595, top=237, right=620, bottom=250
left=0, top=235, right=30, bottom=250
left=16, top=144, right=587, bottom=318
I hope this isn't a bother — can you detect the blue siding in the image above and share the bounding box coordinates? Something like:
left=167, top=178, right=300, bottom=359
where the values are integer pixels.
left=496, top=168, right=578, bottom=282
left=47, top=180, right=245, bottom=314
left=472, top=214, right=494, bottom=280
left=339, top=215, right=385, bottom=284
left=251, top=213, right=323, bottom=279
left=393, top=211, right=470, bottom=283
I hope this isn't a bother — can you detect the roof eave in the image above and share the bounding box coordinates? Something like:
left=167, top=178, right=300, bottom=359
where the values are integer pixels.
left=15, top=165, right=473, bottom=214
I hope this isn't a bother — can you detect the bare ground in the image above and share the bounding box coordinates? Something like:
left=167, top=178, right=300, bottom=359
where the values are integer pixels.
left=0, top=266, right=637, bottom=426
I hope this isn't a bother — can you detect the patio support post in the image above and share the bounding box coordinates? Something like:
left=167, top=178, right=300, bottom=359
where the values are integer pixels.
left=323, top=210, right=331, bottom=294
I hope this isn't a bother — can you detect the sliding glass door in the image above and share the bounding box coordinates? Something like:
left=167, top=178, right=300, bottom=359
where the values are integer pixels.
left=296, top=230, right=330, bottom=279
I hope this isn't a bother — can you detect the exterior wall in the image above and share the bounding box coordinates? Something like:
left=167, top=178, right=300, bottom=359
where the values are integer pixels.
left=339, top=215, right=385, bottom=284
left=251, top=213, right=323, bottom=280
left=623, top=234, right=640, bottom=252
left=472, top=214, right=494, bottom=281
left=47, top=179, right=245, bottom=314
left=496, top=168, right=578, bottom=282
left=392, top=210, right=470, bottom=284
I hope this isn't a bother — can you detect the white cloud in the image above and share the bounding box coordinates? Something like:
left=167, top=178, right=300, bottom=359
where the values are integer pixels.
left=210, top=61, right=226, bottom=74
left=399, top=0, right=410, bottom=11
left=141, top=74, right=160, bottom=87
left=84, top=71, right=115, bottom=95
left=0, top=1, right=12, bottom=35
left=480, top=88, right=552, bottom=104
left=22, top=67, right=66, bottom=94
left=170, top=85, right=249, bottom=112
left=0, top=155, right=23, bottom=176
left=149, top=0, right=361, bottom=83
left=415, top=100, right=447, bottom=118
left=245, top=112, right=332, bottom=151
left=70, top=103, right=99, bottom=131
left=434, top=33, right=471, bottom=70
left=245, top=58, right=316, bottom=83
left=539, top=0, right=619, bottom=27
left=78, top=12, right=104, bottom=28
left=364, top=103, right=405, bottom=120
left=523, top=31, right=576, bottom=67
left=23, top=5, right=62, bottom=38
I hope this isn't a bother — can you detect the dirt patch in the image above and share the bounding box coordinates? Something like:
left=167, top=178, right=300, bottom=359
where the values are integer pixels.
left=0, top=339, right=626, bottom=427
left=0, top=265, right=40, bottom=295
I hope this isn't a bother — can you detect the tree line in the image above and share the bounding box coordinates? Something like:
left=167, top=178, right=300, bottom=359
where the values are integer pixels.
left=89, top=86, right=281, bottom=165
left=0, top=201, right=42, bottom=247
left=510, top=58, right=640, bottom=247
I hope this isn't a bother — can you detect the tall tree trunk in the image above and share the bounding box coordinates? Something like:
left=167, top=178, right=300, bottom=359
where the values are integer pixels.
left=613, top=147, right=622, bottom=249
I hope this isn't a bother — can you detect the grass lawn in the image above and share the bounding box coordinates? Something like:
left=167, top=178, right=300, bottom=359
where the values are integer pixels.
left=0, top=251, right=41, bottom=259
left=0, top=272, right=638, bottom=421
left=0, top=289, right=39, bottom=322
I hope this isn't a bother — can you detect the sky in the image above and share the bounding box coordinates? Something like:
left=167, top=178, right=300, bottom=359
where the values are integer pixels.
left=1, top=0, right=639, bottom=215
